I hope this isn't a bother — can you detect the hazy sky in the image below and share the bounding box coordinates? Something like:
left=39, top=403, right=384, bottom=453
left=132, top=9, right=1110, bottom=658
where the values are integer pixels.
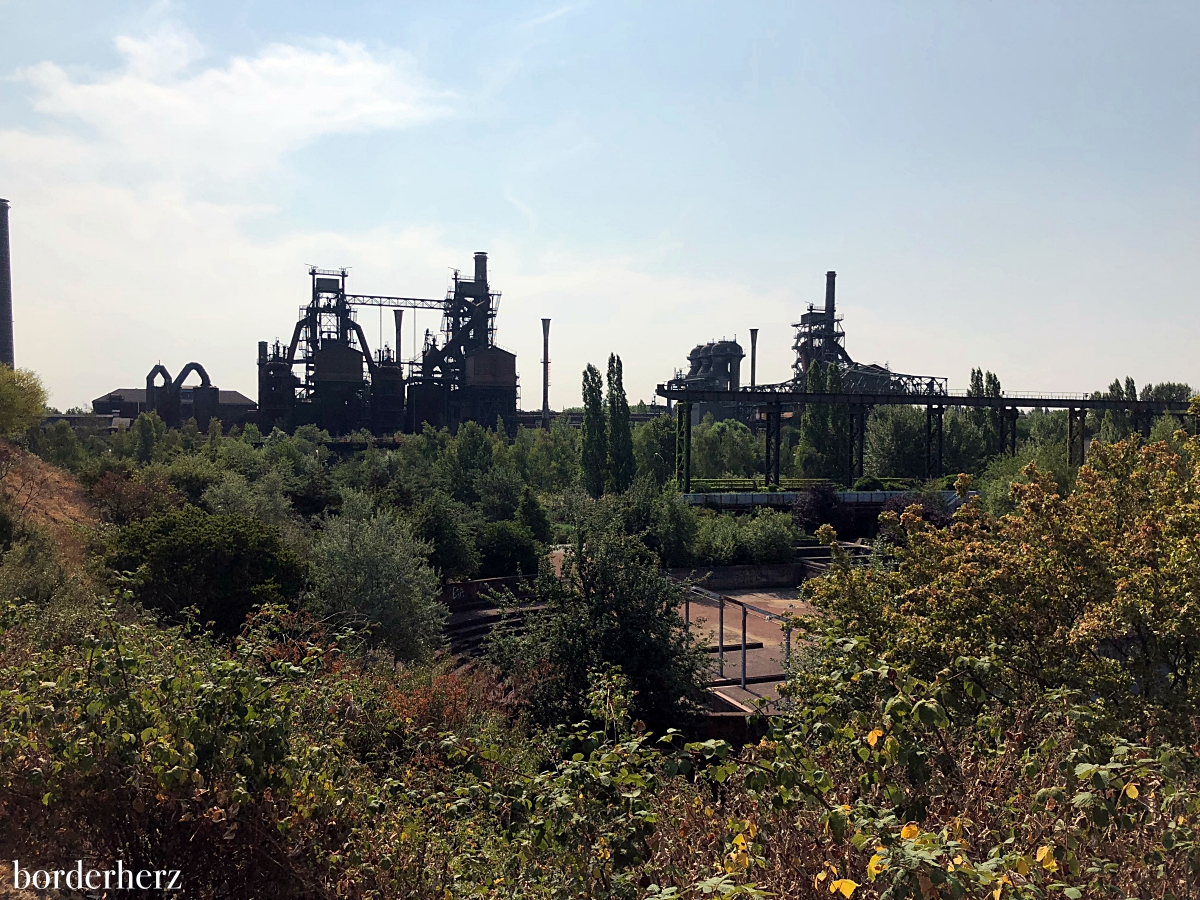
left=1, top=1, right=1197, bottom=410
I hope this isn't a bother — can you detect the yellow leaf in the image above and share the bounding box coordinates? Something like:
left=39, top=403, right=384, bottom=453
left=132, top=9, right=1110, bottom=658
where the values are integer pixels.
left=900, top=823, right=920, bottom=840
left=733, top=833, right=747, bottom=849
left=1035, top=845, right=1051, bottom=862
left=1125, top=783, right=1139, bottom=800
left=829, top=878, right=859, bottom=897
left=748, top=821, right=758, bottom=838
left=867, top=729, right=883, bottom=748
left=816, top=871, right=828, bottom=882
left=1015, top=857, right=1029, bottom=876
left=992, top=888, right=1002, bottom=900
left=867, top=853, right=886, bottom=878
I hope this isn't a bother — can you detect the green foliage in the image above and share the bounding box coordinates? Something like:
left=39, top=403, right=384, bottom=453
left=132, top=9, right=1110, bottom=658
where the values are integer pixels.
left=0, top=366, right=47, bottom=435
left=477, top=463, right=524, bottom=522
left=437, top=420, right=497, bottom=505
left=477, top=519, right=540, bottom=578
left=517, top=487, right=553, bottom=543
left=648, top=488, right=698, bottom=567
left=606, top=354, right=637, bottom=493
left=864, top=406, right=926, bottom=479
left=26, top=419, right=87, bottom=471
left=633, top=413, right=677, bottom=486
left=692, top=416, right=759, bottom=479
left=105, top=507, right=304, bottom=634
left=202, top=469, right=295, bottom=525
left=409, top=489, right=480, bottom=581
left=305, top=508, right=443, bottom=661
left=491, top=505, right=708, bottom=730
left=581, top=363, right=608, bottom=498
left=795, top=362, right=849, bottom=480
left=523, top=416, right=581, bottom=492
left=691, top=509, right=796, bottom=567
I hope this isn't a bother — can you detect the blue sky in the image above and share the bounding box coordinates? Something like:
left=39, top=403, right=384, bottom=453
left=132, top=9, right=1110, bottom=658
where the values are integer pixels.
left=1, top=1, right=1197, bottom=409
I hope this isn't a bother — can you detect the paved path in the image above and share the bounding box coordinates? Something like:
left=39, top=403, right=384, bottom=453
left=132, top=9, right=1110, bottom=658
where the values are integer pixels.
left=687, top=587, right=815, bottom=714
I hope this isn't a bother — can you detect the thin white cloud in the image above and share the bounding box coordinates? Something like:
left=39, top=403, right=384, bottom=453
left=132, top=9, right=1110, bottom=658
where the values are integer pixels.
left=520, top=4, right=581, bottom=29
left=13, top=24, right=453, bottom=184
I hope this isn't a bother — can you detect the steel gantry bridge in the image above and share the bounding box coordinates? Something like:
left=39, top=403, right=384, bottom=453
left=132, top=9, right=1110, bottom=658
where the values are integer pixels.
left=656, top=384, right=1196, bottom=492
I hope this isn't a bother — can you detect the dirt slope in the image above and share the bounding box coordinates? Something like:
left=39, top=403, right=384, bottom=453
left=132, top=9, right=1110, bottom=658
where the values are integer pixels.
left=1, top=441, right=98, bottom=556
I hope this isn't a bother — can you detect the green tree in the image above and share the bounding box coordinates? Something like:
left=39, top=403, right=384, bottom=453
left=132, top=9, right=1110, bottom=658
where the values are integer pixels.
left=437, top=420, right=495, bottom=504
left=410, top=490, right=480, bottom=581
left=580, top=364, right=608, bottom=498
left=632, top=414, right=677, bottom=486
left=106, top=507, right=304, bottom=634
left=131, top=412, right=168, bottom=464
left=490, top=506, right=707, bottom=729
left=305, top=509, right=443, bottom=661
left=692, top=416, right=758, bottom=478
left=477, top=519, right=539, bottom=577
left=794, top=362, right=848, bottom=479
left=517, top=487, right=553, bottom=543
left=525, top=416, right=580, bottom=491
left=0, top=366, right=47, bottom=435
left=28, top=419, right=86, bottom=471
left=605, top=354, right=636, bottom=493
left=863, top=406, right=926, bottom=479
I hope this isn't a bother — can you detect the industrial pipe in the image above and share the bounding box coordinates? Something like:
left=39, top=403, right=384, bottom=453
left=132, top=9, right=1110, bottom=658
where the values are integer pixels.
left=0, top=199, right=12, bottom=368
left=541, top=318, right=551, bottom=430
left=350, top=320, right=380, bottom=377
left=749, top=328, right=758, bottom=388
left=825, top=271, right=836, bottom=325
left=173, top=362, right=211, bottom=387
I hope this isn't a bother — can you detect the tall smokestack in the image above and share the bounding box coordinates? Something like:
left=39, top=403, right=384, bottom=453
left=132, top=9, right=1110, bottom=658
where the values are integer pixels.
left=825, top=271, right=836, bottom=328
left=749, top=328, right=758, bottom=388
left=474, top=252, right=488, bottom=288
left=0, top=199, right=12, bottom=368
left=541, top=318, right=551, bottom=430
left=393, top=310, right=403, bottom=360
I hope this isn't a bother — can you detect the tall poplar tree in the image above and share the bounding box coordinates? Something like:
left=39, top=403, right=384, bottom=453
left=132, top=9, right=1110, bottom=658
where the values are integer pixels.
left=606, top=354, right=637, bottom=493
left=580, top=364, right=608, bottom=498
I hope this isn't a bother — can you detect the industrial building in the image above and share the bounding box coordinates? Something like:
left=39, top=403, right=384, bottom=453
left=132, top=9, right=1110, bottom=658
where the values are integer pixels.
left=666, top=339, right=746, bottom=423
left=93, top=362, right=256, bottom=428
left=792, top=271, right=946, bottom=394
left=665, top=270, right=946, bottom=413
left=258, top=252, right=518, bottom=436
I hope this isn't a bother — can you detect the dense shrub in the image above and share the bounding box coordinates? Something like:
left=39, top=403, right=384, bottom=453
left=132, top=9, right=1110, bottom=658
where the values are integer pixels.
left=410, top=489, right=479, bottom=580
left=0, top=366, right=46, bottom=436
left=490, top=506, right=708, bottom=729
left=477, top=519, right=539, bottom=577
left=304, top=509, right=443, bottom=662
left=90, top=469, right=183, bottom=525
left=690, top=509, right=796, bottom=566
left=105, top=507, right=304, bottom=634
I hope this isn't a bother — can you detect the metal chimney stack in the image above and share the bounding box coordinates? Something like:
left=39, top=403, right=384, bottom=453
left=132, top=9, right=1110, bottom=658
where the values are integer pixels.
left=0, top=199, right=13, bottom=368
left=825, top=271, right=837, bottom=329
left=749, top=328, right=758, bottom=388
left=474, top=252, right=488, bottom=288
left=541, top=318, right=551, bottom=430
left=393, top=310, right=403, bottom=359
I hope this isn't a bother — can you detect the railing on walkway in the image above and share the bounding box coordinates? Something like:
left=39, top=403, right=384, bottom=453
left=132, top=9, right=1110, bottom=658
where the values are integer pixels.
left=684, top=585, right=793, bottom=690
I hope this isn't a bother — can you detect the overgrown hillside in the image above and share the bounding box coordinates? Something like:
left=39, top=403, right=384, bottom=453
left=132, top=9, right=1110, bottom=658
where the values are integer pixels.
left=1, top=361, right=1198, bottom=896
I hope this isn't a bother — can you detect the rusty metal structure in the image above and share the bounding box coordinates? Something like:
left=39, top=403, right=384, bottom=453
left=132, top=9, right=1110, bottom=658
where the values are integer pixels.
left=666, top=339, right=746, bottom=423
left=793, top=271, right=946, bottom=394
left=258, top=253, right=517, bottom=436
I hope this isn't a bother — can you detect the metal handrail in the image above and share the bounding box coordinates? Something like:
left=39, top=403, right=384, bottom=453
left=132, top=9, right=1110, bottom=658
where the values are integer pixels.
left=684, top=585, right=793, bottom=690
